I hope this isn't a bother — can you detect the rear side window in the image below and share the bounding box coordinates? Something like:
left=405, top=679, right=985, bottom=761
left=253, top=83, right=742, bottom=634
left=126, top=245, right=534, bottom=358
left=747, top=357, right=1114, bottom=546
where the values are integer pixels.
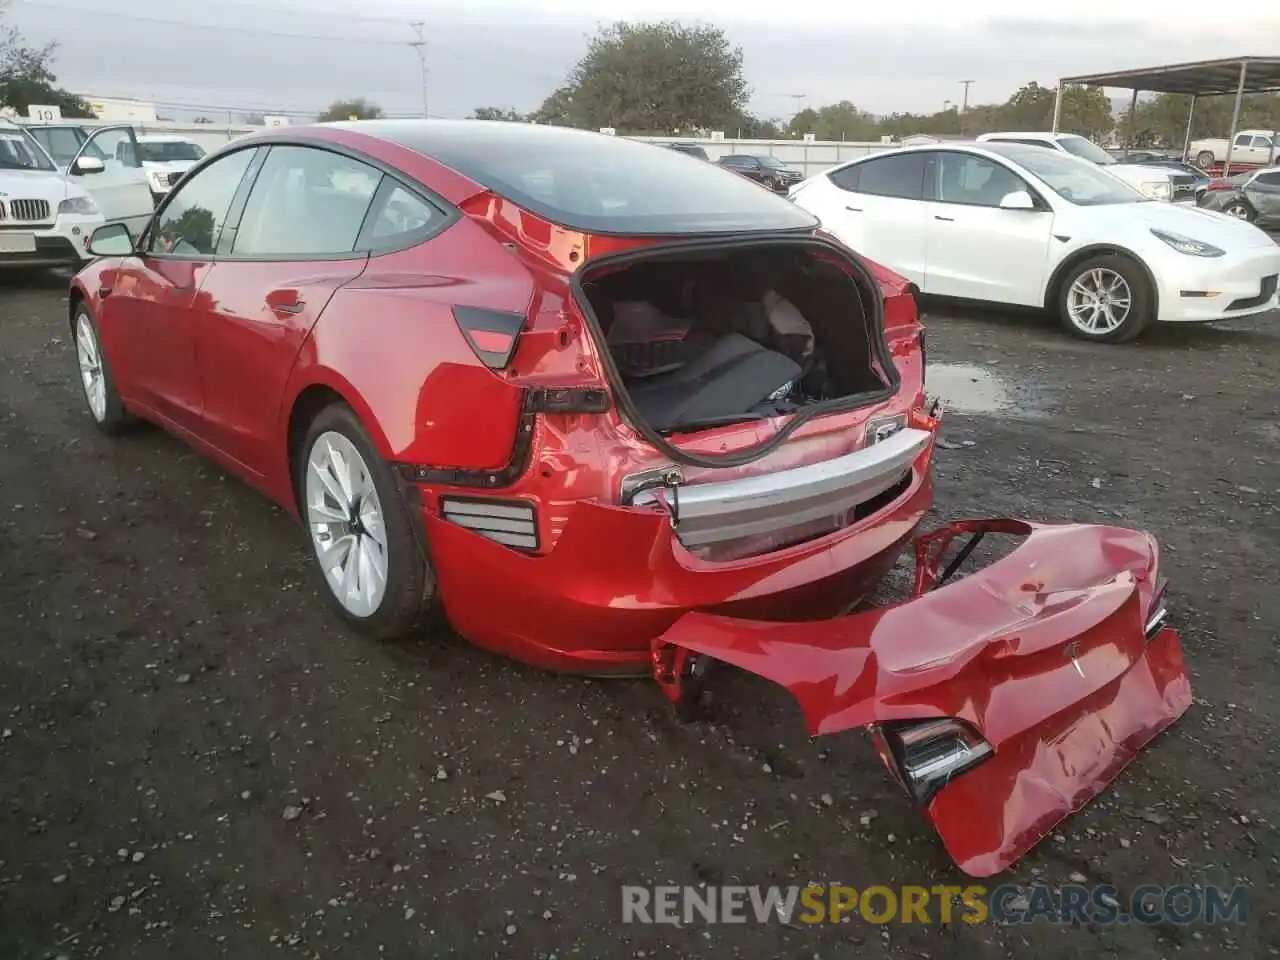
left=360, top=181, right=444, bottom=249
left=1254, top=172, right=1280, bottom=187
left=828, top=163, right=860, bottom=192
left=853, top=154, right=926, bottom=200
left=233, top=146, right=380, bottom=257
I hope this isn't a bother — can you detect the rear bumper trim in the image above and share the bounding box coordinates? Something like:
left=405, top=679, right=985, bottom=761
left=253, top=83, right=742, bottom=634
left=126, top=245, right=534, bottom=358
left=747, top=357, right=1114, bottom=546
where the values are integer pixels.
left=649, top=426, right=931, bottom=549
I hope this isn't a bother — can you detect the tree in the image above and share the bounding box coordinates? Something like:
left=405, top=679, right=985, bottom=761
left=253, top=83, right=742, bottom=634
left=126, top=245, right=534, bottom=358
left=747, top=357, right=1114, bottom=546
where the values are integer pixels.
left=1124, top=92, right=1280, bottom=148
left=786, top=101, right=880, bottom=141
left=0, top=7, right=94, bottom=118
left=317, top=98, right=383, bottom=122
left=471, top=106, right=526, bottom=122
left=1054, top=85, right=1117, bottom=141
left=534, top=20, right=749, bottom=134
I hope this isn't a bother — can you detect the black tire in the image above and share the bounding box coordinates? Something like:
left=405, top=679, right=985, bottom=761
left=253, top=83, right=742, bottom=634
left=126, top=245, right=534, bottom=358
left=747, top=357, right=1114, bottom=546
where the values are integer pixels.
left=71, top=302, right=131, bottom=434
left=1055, top=254, right=1154, bottom=344
left=1196, top=150, right=1215, bottom=168
left=1222, top=200, right=1256, bottom=222
left=297, top=403, right=439, bottom=641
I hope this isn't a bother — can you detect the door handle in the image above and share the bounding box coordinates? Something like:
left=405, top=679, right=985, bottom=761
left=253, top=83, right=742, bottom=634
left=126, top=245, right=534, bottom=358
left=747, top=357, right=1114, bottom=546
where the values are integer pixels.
left=934, top=215, right=955, bottom=222
left=173, top=283, right=195, bottom=292
left=845, top=205, right=862, bottom=212
left=269, top=297, right=305, bottom=316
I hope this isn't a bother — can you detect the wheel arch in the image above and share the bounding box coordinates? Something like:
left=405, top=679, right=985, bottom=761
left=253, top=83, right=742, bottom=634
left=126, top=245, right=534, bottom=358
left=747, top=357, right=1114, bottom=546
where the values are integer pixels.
left=281, top=371, right=394, bottom=515
left=1043, top=244, right=1160, bottom=318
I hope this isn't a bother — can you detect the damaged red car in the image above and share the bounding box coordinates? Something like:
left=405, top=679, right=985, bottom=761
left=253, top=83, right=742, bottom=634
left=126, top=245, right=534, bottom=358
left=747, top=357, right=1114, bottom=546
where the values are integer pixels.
left=68, top=120, right=1191, bottom=875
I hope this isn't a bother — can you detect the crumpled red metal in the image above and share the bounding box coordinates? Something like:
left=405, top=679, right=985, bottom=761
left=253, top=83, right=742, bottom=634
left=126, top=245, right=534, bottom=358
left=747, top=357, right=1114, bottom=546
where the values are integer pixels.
left=651, top=518, right=1193, bottom=875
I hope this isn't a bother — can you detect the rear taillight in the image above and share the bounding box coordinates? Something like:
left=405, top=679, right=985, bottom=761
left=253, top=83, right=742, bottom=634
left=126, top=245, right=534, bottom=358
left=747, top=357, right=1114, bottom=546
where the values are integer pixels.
left=1146, top=581, right=1169, bottom=640
left=875, top=718, right=993, bottom=805
left=440, top=496, right=539, bottom=551
left=453, top=307, right=524, bottom=370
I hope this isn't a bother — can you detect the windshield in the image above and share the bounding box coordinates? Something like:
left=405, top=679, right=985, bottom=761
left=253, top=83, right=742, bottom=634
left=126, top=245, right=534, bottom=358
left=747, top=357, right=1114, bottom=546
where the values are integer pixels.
left=138, top=140, right=205, bottom=162
left=1057, top=135, right=1119, bottom=166
left=344, top=119, right=818, bottom=235
left=994, top=145, right=1147, bottom=206
left=0, top=130, right=57, bottom=172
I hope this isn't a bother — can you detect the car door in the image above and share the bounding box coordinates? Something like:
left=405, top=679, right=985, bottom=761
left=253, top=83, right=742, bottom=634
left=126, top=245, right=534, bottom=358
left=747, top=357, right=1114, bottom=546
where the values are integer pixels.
left=920, top=151, right=1053, bottom=305
left=1244, top=170, right=1280, bottom=225
left=1249, top=135, right=1276, bottom=165
left=191, top=144, right=406, bottom=476
left=824, top=152, right=928, bottom=284
left=67, top=126, right=155, bottom=233
left=101, top=146, right=263, bottom=434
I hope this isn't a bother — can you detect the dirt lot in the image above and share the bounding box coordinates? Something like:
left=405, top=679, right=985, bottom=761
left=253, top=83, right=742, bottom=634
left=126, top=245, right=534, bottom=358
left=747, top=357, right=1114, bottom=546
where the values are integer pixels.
left=1, top=271, right=1276, bottom=959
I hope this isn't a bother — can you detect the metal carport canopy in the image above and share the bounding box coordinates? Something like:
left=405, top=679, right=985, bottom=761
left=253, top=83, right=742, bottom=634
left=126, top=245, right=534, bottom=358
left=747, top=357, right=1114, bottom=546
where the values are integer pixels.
left=1051, top=56, right=1280, bottom=172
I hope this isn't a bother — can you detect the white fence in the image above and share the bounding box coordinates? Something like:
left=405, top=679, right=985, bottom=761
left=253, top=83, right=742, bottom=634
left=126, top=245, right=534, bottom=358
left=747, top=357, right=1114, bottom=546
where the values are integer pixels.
left=17, top=119, right=900, bottom=178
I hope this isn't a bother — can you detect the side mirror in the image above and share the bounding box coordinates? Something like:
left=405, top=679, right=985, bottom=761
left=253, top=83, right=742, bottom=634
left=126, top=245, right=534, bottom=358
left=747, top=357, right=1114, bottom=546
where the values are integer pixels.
left=998, top=190, right=1036, bottom=210
left=71, top=156, right=106, bottom=176
left=87, top=223, right=135, bottom=257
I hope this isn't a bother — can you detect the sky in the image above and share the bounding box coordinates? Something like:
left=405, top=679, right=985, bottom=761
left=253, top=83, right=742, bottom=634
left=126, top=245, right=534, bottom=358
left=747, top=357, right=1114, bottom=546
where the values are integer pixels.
left=5, top=0, right=1279, bottom=121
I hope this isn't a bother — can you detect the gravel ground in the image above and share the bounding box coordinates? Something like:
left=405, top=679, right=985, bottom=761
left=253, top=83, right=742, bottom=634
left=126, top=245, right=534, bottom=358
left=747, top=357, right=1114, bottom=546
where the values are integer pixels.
left=0, top=271, right=1277, bottom=959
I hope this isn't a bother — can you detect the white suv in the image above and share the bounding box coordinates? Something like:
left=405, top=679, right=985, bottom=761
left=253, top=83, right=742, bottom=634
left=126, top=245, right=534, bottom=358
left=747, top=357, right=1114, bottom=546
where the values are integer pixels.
left=0, top=121, right=105, bottom=268
left=976, top=132, right=1179, bottom=202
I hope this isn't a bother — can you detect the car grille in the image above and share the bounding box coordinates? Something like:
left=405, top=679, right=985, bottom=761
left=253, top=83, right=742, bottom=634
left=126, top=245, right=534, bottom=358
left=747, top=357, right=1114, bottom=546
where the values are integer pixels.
left=1167, top=173, right=1198, bottom=200
left=0, top=199, right=53, bottom=222
left=1227, top=274, right=1278, bottom=312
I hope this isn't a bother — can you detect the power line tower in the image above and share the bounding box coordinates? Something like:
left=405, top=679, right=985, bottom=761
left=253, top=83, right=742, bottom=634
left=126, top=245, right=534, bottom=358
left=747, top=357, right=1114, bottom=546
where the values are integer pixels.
left=409, top=21, right=428, bottom=118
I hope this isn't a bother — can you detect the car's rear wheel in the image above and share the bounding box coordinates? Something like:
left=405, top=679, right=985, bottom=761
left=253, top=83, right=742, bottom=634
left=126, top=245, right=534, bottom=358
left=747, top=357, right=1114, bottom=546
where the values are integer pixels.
left=1196, top=150, right=1215, bottom=168
left=1222, top=200, right=1255, bottom=221
left=72, top=304, right=130, bottom=434
left=300, top=404, right=438, bottom=641
left=1057, top=254, right=1153, bottom=344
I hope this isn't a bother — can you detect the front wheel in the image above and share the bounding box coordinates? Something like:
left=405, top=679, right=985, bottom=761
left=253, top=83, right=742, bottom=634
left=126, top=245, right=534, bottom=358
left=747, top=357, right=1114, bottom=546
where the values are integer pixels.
left=299, top=404, right=439, bottom=640
left=72, top=304, right=130, bottom=434
left=1196, top=150, right=1216, bottom=168
left=1222, top=200, right=1256, bottom=221
left=1056, top=255, right=1154, bottom=344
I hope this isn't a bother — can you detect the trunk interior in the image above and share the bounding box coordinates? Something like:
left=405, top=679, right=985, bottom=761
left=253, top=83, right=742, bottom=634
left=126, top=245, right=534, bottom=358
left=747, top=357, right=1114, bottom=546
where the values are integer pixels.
left=579, top=243, right=890, bottom=438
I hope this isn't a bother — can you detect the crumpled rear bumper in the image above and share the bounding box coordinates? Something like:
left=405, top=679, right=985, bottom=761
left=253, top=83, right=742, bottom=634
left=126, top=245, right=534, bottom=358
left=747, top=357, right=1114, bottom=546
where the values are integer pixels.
left=651, top=518, right=1194, bottom=875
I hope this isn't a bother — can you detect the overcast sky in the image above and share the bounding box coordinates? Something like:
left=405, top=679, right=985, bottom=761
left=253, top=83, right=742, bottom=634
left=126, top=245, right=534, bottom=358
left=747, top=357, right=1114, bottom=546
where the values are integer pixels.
left=6, top=0, right=1279, bottom=120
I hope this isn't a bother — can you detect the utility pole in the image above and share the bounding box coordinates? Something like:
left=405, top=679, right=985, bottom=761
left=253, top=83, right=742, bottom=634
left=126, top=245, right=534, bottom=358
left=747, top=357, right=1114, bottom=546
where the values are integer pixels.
left=959, top=79, right=973, bottom=134
left=409, top=21, right=428, bottom=118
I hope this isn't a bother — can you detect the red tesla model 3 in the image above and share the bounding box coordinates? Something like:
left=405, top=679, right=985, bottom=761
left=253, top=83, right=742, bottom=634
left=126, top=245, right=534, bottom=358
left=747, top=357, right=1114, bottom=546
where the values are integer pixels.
left=70, top=122, right=1190, bottom=876
left=70, top=119, right=936, bottom=666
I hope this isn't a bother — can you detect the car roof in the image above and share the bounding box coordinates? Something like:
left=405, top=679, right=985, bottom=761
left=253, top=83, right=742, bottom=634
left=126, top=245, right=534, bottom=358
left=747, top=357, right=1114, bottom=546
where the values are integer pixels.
left=978, top=131, right=1066, bottom=140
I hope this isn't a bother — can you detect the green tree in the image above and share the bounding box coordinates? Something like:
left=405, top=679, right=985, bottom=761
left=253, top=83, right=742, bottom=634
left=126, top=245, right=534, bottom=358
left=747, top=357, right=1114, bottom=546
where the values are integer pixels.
left=317, top=98, right=383, bottom=122
left=1123, top=92, right=1280, bottom=148
left=787, top=100, right=880, bottom=141
left=1055, top=85, right=1115, bottom=140
left=0, top=7, right=94, bottom=118
left=534, top=20, right=749, bottom=134
left=470, top=106, right=527, bottom=121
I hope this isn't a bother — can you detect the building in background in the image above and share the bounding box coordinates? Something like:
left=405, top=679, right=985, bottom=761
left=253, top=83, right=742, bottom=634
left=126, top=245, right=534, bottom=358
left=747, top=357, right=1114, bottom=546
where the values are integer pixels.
left=84, top=97, right=158, bottom=123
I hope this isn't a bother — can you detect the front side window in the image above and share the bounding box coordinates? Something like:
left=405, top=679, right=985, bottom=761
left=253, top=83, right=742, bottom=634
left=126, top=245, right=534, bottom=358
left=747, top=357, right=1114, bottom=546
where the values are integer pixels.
left=934, top=153, right=1026, bottom=207
left=854, top=153, right=926, bottom=200
left=149, top=148, right=257, bottom=256
left=1254, top=171, right=1280, bottom=187
left=28, top=127, right=88, bottom=166
left=232, top=146, right=381, bottom=257
left=1233, top=134, right=1253, bottom=147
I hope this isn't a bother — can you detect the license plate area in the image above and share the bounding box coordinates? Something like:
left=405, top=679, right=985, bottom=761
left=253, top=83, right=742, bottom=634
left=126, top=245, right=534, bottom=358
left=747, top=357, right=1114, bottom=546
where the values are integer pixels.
left=0, top=233, right=37, bottom=254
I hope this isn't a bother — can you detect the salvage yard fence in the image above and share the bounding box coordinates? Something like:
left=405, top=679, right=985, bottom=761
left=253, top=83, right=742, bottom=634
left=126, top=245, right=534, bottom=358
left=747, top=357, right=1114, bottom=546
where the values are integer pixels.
left=18, top=119, right=898, bottom=179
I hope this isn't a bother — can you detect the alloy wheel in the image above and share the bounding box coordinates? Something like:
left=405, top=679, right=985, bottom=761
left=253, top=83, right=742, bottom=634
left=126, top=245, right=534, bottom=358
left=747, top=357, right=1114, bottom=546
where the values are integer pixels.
left=1066, top=267, right=1133, bottom=336
left=75, top=312, right=107, bottom=422
left=305, top=431, right=389, bottom=618
left=1224, top=203, right=1251, bottom=220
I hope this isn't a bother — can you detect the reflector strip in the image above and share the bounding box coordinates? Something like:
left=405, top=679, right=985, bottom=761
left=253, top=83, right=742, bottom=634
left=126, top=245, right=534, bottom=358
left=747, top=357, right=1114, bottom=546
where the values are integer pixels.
left=441, top=497, right=539, bottom=550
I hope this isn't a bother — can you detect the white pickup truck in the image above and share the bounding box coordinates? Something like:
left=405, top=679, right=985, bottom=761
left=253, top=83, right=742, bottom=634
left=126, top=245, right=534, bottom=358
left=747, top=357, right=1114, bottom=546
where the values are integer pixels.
left=1189, top=130, right=1278, bottom=168
left=976, top=132, right=1183, bottom=201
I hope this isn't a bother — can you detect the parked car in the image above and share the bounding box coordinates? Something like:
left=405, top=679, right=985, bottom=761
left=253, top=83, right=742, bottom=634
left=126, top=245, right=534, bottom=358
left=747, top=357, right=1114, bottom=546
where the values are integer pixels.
left=789, top=141, right=1280, bottom=343
left=663, top=143, right=709, bottom=161
left=125, top=134, right=207, bottom=201
left=716, top=153, right=803, bottom=192
left=0, top=120, right=108, bottom=268
left=1190, top=129, right=1278, bottom=168
left=976, top=132, right=1188, bottom=201
left=22, top=122, right=155, bottom=232
left=1197, top=166, right=1280, bottom=227
left=69, top=121, right=1189, bottom=875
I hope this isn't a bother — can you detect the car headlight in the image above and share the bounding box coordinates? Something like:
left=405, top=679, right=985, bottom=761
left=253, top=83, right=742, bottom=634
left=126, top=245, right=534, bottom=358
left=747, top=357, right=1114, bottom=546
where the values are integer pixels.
left=57, top=196, right=99, bottom=216
left=874, top=718, right=993, bottom=804
left=1140, top=181, right=1172, bottom=201
left=1151, top=228, right=1225, bottom=258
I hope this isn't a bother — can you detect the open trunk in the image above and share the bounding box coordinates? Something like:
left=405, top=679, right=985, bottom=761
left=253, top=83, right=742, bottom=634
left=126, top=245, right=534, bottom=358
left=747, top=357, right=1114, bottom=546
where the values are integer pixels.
left=575, top=235, right=897, bottom=466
